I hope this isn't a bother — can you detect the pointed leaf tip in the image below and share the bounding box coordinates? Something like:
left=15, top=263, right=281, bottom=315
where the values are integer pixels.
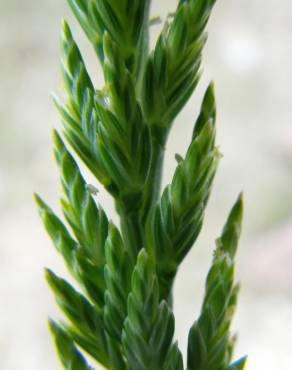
left=231, top=192, right=244, bottom=224
left=52, top=130, right=65, bottom=152
left=44, top=268, right=54, bottom=282
left=103, top=31, right=110, bottom=44
left=219, top=193, right=244, bottom=259
left=61, top=19, right=71, bottom=39
left=208, top=80, right=215, bottom=91
left=137, top=248, right=148, bottom=265
left=238, top=191, right=244, bottom=203
left=103, top=31, right=113, bottom=56
left=52, top=128, right=60, bottom=141
left=205, top=81, right=215, bottom=103
left=193, top=82, right=217, bottom=138
left=48, top=318, right=58, bottom=334
left=228, top=356, right=248, bottom=370
left=34, top=193, right=47, bottom=209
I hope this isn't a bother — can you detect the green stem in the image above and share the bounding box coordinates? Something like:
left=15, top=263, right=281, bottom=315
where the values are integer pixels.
left=141, top=126, right=167, bottom=225
left=159, top=273, right=176, bottom=307
left=117, top=202, right=145, bottom=265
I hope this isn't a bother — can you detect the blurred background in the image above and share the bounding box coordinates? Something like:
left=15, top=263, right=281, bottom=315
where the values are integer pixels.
left=1, top=0, right=292, bottom=369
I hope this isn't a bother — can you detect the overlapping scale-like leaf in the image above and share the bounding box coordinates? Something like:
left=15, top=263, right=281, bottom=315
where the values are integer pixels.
left=60, top=20, right=94, bottom=116
left=146, top=84, right=219, bottom=300
left=164, top=342, right=184, bottom=370
left=54, top=21, right=111, bottom=186
left=35, top=194, right=78, bottom=277
left=67, top=0, right=150, bottom=75
left=141, top=0, right=217, bottom=130
left=54, top=131, right=109, bottom=307
left=94, top=32, right=152, bottom=206
left=187, top=194, right=244, bottom=370
left=49, top=320, right=94, bottom=370
left=54, top=131, right=108, bottom=262
left=46, top=270, right=108, bottom=367
left=56, top=21, right=152, bottom=203
left=35, top=192, right=105, bottom=307
left=122, top=249, right=177, bottom=370
left=103, top=223, right=132, bottom=341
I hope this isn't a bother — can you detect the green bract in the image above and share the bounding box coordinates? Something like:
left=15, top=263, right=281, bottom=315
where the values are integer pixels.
left=36, top=0, right=247, bottom=369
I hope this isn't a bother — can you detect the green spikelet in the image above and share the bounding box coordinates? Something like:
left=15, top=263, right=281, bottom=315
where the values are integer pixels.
left=141, top=0, right=217, bottom=129
left=53, top=131, right=108, bottom=263
left=163, top=342, right=184, bottom=370
left=36, top=0, right=247, bottom=369
left=187, top=195, right=244, bottom=370
left=46, top=270, right=108, bottom=366
left=146, top=84, right=219, bottom=300
left=35, top=194, right=78, bottom=276
left=122, top=250, right=178, bottom=370
left=67, top=0, right=151, bottom=76
left=49, top=320, right=94, bottom=370
left=103, top=223, right=132, bottom=341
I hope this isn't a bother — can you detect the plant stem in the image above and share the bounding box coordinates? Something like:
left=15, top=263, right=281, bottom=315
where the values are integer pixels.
left=141, top=126, right=168, bottom=225
left=117, top=203, right=144, bottom=265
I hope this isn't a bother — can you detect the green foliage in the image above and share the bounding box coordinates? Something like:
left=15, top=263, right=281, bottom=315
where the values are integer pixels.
left=122, top=250, right=176, bottom=370
left=49, top=320, right=94, bottom=370
left=146, top=84, right=219, bottom=300
left=141, top=0, right=216, bottom=129
left=36, top=0, right=247, bottom=369
left=187, top=195, right=243, bottom=370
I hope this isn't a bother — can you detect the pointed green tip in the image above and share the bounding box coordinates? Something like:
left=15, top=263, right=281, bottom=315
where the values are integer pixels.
left=45, top=268, right=54, bottom=285
left=52, top=129, right=65, bottom=150
left=236, top=192, right=244, bottom=220
left=206, top=81, right=215, bottom=96
left=219, top=192, right=244, bottom=259
left=60, top=19, right=74, bottom=52
left=192, top=81, right=217, bottom=139
left=44, top=267, right=52, bottom=278
left=52, top=129, right=59, bottom=141
left=238, top=191, right=244, bottom=203
left=61, top=18, right=71, bottom=39
left=137, top=248, right=148, bottom=263
left=228, top=356, right=248, bottom=370
left=33, top=193, right=46, bottom=209
left=108, top=221, right=118, bottom=237
left=34, top=195, right=53, bottom=219
left=103, top=30, right=110, bottom=43
left=48, top=319, right=64, bottom=340
left=33, top=192, right=40, bottom=203
left=203, top=81, right=216, bottom=119
left=48, top=317, right=56, bottom=332
left=234, top=192, right=244, bottom=220
left=103, top=31, right=113, bottom=58
left=52, top=130, right=68, bottom=167
left=134, top=248, right=149, bottom=272
left=226, top=192, right=244, bottom=225
left=45, top=269, right=64, bottom=294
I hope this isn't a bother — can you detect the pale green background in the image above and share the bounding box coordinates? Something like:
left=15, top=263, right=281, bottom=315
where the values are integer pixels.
left=1, top=0, right=292, bottom=369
